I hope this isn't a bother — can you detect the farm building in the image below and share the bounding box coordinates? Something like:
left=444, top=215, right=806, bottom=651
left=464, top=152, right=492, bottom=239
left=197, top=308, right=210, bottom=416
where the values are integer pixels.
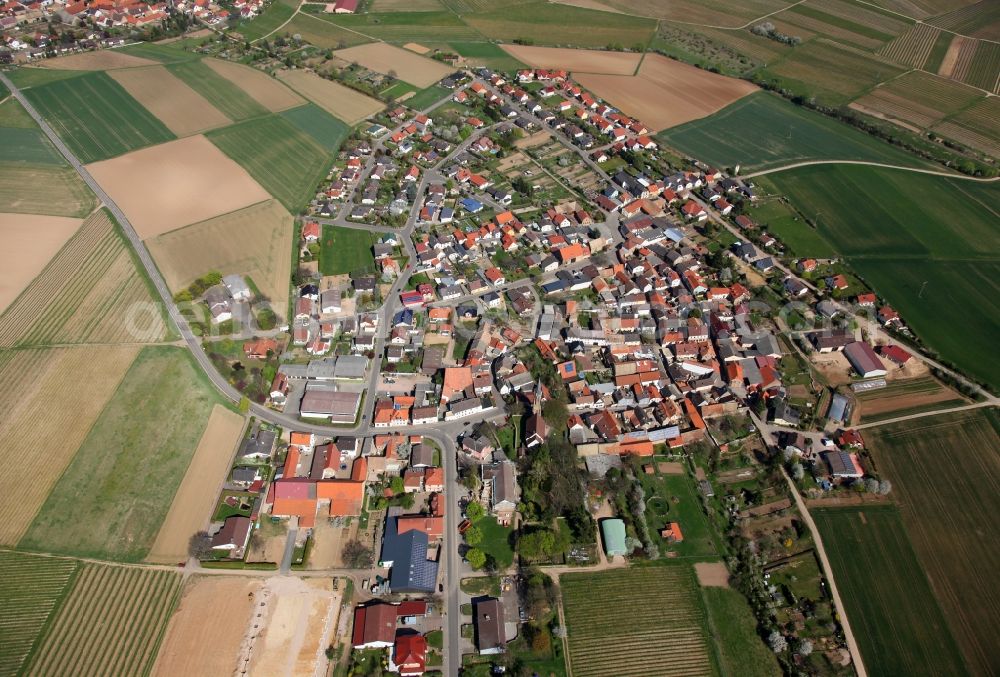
left=600, top=518, right=627, bottom=557
left=821, top=450, right=864, bottom=479
left=844, top=341, right=888, bottom=378
left=380, top=514, right=439, bottom=593
left=827, top=394, right=850, bottom=425
left=474, top=597, right=506, bottom=655
left=299, top=385, right=362, bottom=423
left=352, top=602, right=397, bottom=649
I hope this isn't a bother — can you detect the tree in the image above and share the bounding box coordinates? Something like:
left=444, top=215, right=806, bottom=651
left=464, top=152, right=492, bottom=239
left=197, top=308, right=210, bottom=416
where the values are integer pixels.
left=865, top=477, right=880, bottom=493
left=791, top=463, right=804, bottom=481
left=878, top=479, right=892, bottom=495
left=466, top=501, right=485, bottom=521
left=519, top=529, right=556, bottom=561
left=466, top=548, right=486, bottom=569
left=464, top=526, right=484, bottom=546
left=188, top=531, right=214, bottom=559
left=390, top=476, right=405, bottom=495
left=796, top=638, right=813, bottom=656
left=768, top=630, right=787, bottom=653
left=342, top=539, right=373, bottom=568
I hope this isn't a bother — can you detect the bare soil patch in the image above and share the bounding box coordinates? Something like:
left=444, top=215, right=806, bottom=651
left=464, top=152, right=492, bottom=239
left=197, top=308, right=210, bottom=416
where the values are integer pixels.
left=38, top=50, right=157, bottom=70
left=656, top=461, right=685, bottom=475
left=694, top=561, right=730, bottom=587
left=152, top=576, right=262, bottom=677
left=277, top=69, right=384, bottom=124
left=308, top=518, right=357, bottom=569
left=501, top=45, right=642, bottom=75
left=403, top=42, right=431, bottom=54
left=576, top=54, right=757, bottom=131
left=937, top=35, right=967, bottom=79
left=514, top=130, right=551, bottom=149
left=248, top=520, right=288, bottom=564
left=204, top=58, right=304, bottom=112
left=86, top=134, right=271, bottom=239
left=334, top=42, right=453, bottom=87
left=110, top=66, right=231, bottom=136
left=859, top=387, right=962, bottom=418
left=146, top=405, right=246, bottom=564
left=809, top=351, right=853, bottom=386
left=245, top=577, right=341, bottom=677
left=0, top=212, right=82, bottom=314
left=146, top=199, right=294, bottom=319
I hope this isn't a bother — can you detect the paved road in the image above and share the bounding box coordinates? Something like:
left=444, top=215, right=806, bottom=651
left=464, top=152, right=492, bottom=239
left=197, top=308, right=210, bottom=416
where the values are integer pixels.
left=279, top=526, right=299, bottom=574
left=740, top=159, right=1000, bottom=182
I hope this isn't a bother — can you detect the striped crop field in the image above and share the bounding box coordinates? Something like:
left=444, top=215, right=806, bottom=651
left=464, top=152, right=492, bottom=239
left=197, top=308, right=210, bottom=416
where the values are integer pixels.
left=854, top=70, right=983, bottom=130
left=962, top=40, right=1000, bottom=93
left=0, top=209, right=167, bottom=348
left=932, top=95, right=1000, bottom=157
left=561, top=566, right=712, bottom=677
left=25, top=564, right=182, bottom=676
left=0, top=551, right=78, bottom=677
left=878, top=22, right=941, bottom=68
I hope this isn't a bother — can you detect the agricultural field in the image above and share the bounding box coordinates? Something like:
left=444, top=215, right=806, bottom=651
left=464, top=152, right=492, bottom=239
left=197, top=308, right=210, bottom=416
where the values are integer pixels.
left=0, top=345, right=139, bottom=545
left=878, top=22, right=943, bottom=68
left=777, top=1, right=910, bottom=50
left=276, top=12, right=374, bottom=49
left=933, top=95, right=1000, bottom=157
left=19, top=346, right=231, bottom=561
left=276, top=68, right=385, bottom=123
left=372, top=0, right=443, bottom=9
left=745, top=197, right=835, bottom=257
left=701, top=587, right=781, bottom=677
left=865, top=408, right=1000, bottom=676
left=88, top=134, right=271, bottom=239
left=25, top=564, right=182, bottom=676
left=117, top=40, right=203, bottom=64
left=7, top=66, right=88, bottom=89
left=0, top=213, right=82, bottom=313
left=37, top=49, right=157, bottom=70
left=659, top=91, right=931, bottom=171
left=855, top=375, right=965, bottom=422
left=208, top=114, right=331, bottom=212
left=0, top=165, right=97, bottom=217
left=0, top=209, right=167, bottom=347
left=22, top=71, right=176, bottom=163
left=202, top=57, right=305, bottom=112
left=961, top=40, right=1000, bottom=93
left=280, top=103, right=350, bottom=151
left=320, top=225, right=381, bottom=276
left=764, top=165, right=1000, bottom=388
left=561, top=565, right=713, bottom=677
left=147, top=405, right=245, bottom=563
left=151, top=576, right=262, bottom=676
left=146, top=199, right=294, bottom=317
left=239, top=0, right=297, bottom=41
left=403, top=84, right=452, bottom=111
left=166, top=59, right=270, bottom=121
left=853, top=70, right=984, bottom=131
left=814, top=506, right=969, bottom=677
left=109, top=65, right=232, bottom=136
left=334, top=42, right=454, bottom=87
left=448, top=41, right=527, bottom=70
left=0, top=126, right=65, bottom=164
left=310, top=9, right=482, bottom=43
left=0, top=551, right=78, bottom=676
left=926, top=0, right=1000, bottom=40
left=500, top=45, right=643, bottom=75
left=602, top=0, right=793, bottom=27
left=0, top=97, right=35, bottom=127
left=463, top=2, right=656, bottom=49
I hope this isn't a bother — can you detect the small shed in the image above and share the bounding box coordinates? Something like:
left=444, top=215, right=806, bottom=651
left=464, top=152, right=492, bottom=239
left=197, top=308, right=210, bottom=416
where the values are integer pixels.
left=600, top=518, right=627, bottom=557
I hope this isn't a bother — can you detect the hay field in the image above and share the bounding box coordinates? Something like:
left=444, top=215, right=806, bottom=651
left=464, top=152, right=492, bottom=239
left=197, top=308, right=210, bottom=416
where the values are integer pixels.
left=25, top=564, right=182, bottom=677
left=20, top=346, right=231, bottom=561
left=576, top=53, right=756, bottom=131
left=147, top=405, right=245, bottom=564
left=109, top=65, right=231, bottom=136
left=866, top=409, right=1000, bottom=676
left=147, top=199, right=294, bottom=316
left=0, top=212, right=82, bottom=313
left=0, top=209, right=167, bottom=348
left=87, top=134, right=271, bottom=239
left=39, top=49, right=157, bottom=70
left=561, top=565, right=712, bottom=677
left=152, top=576, right=262, bottom=676
left=203, top=57, right=305, bottom=112
left=277, top=68, right=384, bottom=122
left=500, top=45, right=641, bottom=74
left=0, top=551, right=78, bottom=676
left=333, top=42, right=453, bottom=87
left=0, top=345, right=139, bottom=545
left=0, top=165, right=97, bottom=217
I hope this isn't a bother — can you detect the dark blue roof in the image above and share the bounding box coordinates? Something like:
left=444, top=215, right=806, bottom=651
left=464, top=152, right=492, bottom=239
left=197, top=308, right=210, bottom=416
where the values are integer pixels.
left=381, top=516, right=438, bottom=593
left=460, top=198, right=483, bottom=212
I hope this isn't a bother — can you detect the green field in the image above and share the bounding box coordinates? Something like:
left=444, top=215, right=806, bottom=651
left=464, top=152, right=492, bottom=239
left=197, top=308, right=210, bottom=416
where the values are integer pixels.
left=659, top=92, right=932, bottom=172
left=0, top=551, right=78, bottom=676
left=0, top=127, right=65, bottom=165
left=280, top=103, right=350, bottom=152
left=314, top=9, right=482, bottom=42
left=167, top=59, right=269, bottom=120
left=865, top=409, right=1000, bottom=676
left=464, top=2, right=655, bottom=49
left=208, top=114, right=330, bottom=212
left=764, top=165, right=1000, bottom=388
left=702, top=587, right=781, bottom=677
left=7, top=67, right=88, bottom=89
left=449, top=41, right=527, bottom=70
left=639, top=469, right=719, bottom=557
left=118, top=40, right=202, bottom=63
left=472, top=515, right=515, bottom=569
left=0, top=98, right=36, bottom=128
left=814, top=506, right=968, bottom=677
left=240, top=0, right=298, bottom=41
left=19, top=346, right=229, bottom=561
left=0, top=165, right=98, bottom=217
left=276, top=12, right=373, bottom=48
left=23, top=71, right=175, bottom=163
left=745, top=197, right=835, bottom=257
left=320, top=225, right=380, bottom=276
left=561, top=565, right=712, bottom=677
left=404, top=84, right=452, bottom=111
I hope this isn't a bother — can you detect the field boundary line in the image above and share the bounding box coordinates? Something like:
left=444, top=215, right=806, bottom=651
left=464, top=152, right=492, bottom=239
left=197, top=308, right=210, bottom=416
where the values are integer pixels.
left=741, top=159, right=1000, bottom=180
left=293, top=10, right=380, bottom=43
left=149, top=198, right=279, bottom=239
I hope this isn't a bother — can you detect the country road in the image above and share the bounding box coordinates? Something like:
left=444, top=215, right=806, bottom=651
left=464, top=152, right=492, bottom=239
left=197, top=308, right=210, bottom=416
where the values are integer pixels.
left=739, top=159, right=1000, bottom=181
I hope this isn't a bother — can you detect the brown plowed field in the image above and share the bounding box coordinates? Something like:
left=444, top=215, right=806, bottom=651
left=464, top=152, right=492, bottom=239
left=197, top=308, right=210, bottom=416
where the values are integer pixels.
left=146, top=405, right=246, bottom=564
left=0, top=212, right=82, bottom=314
left=500, top=45, right=641, bottom=75
left=694, top=561, right=730, bottom=587
left=110, top=66, right=232, bottom=137
left=0, top=345, right=139, bottom=545
left=37, top=50, right=157, bottom=70
left=575, top=53, right=757, bottom=131
left=86, top=134, right=271, bottom=239
left=203, top=58, right=305, bottom=112
left=276, top=69, right=384, bottom=123
left=333, top=42, right=453, bottom=87
left=152, top=576, right=262, bottom=677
